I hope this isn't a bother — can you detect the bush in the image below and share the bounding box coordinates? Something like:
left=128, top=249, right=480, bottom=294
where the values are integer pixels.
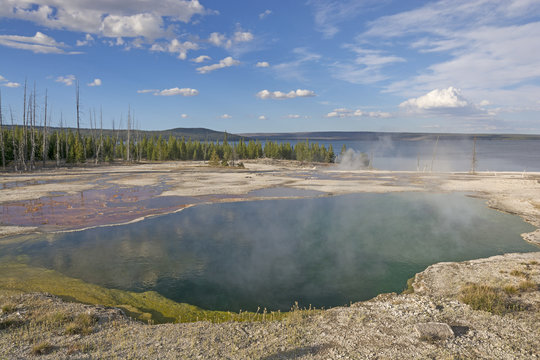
left=459, top=284, right=523, bottom=314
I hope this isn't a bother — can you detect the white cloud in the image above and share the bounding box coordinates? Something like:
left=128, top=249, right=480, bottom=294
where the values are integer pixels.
left=138, top=87, right=199, bottom=96
left=400, top=87, right=469, bottom=110
left=207, top=29, right=254, bottom=50
left=181, top=113, right=188, bottom=118
left=0, top=31, right=76, bottom=54
left=55, top=75, right=76, bottom=86
left=256, top=89, right=316, bottom=100
left=76, top=33, right=94, bottom=47
left=332, top=46, right=406, bottom=85
left=273, top=47, right=321, bottom=81
left=256, top=61, right=270, bottom=68
left=0, top=75, right=5, bottom=82
left=191, top=55, right=211, bottom=63
left=356, top=0, right=540, bottom=111
left=306, top=0, right=374, bottom=38
left=325, top=108, right=391, bottom=118
left=196, top=56, right=240, bottom=74
left=0, top=0, right=209, bottom=40
left=259, top=9, right=272, bottom=19
left=208, top=32, right=227, bottom=47
left=87, top=78, right=102, bottom=87
left=155, top=87, right=199, bottom=96
left=286, top=114, right=301, bottom=119
left=233, top=31, right=254, bottom=43
left=258, top=115, right=268, bottom=120
left=3, top=82, right=21, bottom=88
left=151, top=39, right=198, bottom=60
left=220, top=114, right=232, bottom=119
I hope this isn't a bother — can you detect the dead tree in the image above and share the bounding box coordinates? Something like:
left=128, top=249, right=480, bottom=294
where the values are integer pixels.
left=42, top=89, right=48, bottom=167
left=470, top=137, right=477, bottom=174
left=0, top=90, right=5, bottom=170
left=56, top=117, right=61, bottom=167
left=21, top=80, right=27, bottom=171
left=127, top=107, right=131, bottom=162
left=76, top=81, right=80, bottom=138
left=29, top=83, right=36, bottom=171
left=10, top=107, right=17, bottom=171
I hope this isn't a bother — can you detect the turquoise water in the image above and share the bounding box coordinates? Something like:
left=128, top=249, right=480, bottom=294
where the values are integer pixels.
left=1, top=193, right=537, bottom=312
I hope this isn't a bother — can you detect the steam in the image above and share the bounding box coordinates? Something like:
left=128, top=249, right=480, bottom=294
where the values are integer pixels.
left=337, top=149, right=370, bottom=170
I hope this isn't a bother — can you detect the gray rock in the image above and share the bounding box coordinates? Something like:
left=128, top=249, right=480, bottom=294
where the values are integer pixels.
left=414, top=322, right=455, bottom=340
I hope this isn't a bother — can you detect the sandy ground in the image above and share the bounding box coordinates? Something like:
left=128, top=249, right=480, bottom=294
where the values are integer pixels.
left=1, top=159, right=539, bottom=245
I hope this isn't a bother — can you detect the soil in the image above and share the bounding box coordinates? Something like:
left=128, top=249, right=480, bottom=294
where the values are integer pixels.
left=1, top=159, right=539, bottom=358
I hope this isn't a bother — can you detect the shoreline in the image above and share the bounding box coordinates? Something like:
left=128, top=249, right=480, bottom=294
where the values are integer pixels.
left=1, top=160, right=540, bottom=358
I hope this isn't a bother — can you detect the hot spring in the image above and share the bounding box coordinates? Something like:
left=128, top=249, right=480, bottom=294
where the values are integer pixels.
left=1, top=192, right=537, bottom=312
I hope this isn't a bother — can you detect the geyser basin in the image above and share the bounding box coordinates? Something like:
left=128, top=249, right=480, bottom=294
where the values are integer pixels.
left=1, top=193, right=537, bottom=312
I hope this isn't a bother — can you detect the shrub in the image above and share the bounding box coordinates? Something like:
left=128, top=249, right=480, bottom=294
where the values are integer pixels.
left=32, top=342, right=53, bottom=355
left=65, top=313, right=97, bottom=335
left=459, top=284, right=523, bottom=314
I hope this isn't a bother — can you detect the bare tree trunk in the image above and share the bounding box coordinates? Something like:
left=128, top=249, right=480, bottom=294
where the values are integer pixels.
left=127, top=107, right=131, bottom=162
left=0, top=90, right=5, bottom=170
left=76, top=81, right=80, bottom=138
left=112, top=118, right=117, bottom=161
left=43, top=89, right=48, bottom=167
left=10, top=107, right=17, bottom=171
left=95, top=107, right=103, bottom=164
left=30, top=83, right=36, bottom=171
left=56, top=122, right=60, bottom=167
left=21, top=80, right=27, bottom=171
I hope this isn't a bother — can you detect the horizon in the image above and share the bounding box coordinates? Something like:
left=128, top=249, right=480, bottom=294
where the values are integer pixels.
left=1, top=1, right=540, bottom=134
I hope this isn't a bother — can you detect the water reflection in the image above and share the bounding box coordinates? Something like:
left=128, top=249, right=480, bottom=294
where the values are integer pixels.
left=1, top=193, right=537, bottom=312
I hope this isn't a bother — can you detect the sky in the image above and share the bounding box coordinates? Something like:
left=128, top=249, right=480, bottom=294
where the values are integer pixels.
left=0, top=0, right=539, bottom=134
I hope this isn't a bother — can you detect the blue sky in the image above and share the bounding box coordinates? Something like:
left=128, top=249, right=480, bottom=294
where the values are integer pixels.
left=0, top=0, right=539, bottom=134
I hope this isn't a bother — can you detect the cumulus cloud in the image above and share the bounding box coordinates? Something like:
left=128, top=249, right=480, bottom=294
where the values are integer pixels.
left=220, top=114, right=232, bottom=119
left=259, top=9, right=272, bottom=19
left=286, top=114, right=301, bottom=119
left=356, top=0, right=540, bottom=110
left=256, top=89, right=316, bottom=100
left=256, top=61, right=270, bottom=68
left=207, top=29, right=254, bottom=50
left=0, top=32, right=77, bottom=54
left=196, top=56, right=240, bottom=74
left=55, top=75, right=76, bottom=86
left=258, top=115, right=268, bottom=120
left=76, top=34, right=94, bottom=47
left=150, top=39, right=198, bottom=60
left=138, top=87, right=199, bottom=96
left=191, top=55, right=211, bottom=63
left=399, top=87, right=472, bottom=111
left=0, top=0, right=208, bottom=40
left=181, top=113, right=188, bottom=118
left=325, top=108, right=391, bottom=118
left=87, top=78, right=102, bottom=87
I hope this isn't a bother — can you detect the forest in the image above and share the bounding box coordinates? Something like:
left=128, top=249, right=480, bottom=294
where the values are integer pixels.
left=0, top=85, right=336, bottom=171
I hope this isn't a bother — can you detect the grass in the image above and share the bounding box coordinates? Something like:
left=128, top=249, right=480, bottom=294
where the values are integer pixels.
left=1, top=303, right=16, bottom=313
left=509, top=269, right=528, bottom=278
left=65, top=313, right=98, bottom=335
left=459, top=284, right=524, bottom=314
left=518, top=280, right=538, bottom=292
left=401, top=276, right=415, bottom=294
left=0, top=262, right=289, bottom=324
left=31, top=342, right=54, bottom=355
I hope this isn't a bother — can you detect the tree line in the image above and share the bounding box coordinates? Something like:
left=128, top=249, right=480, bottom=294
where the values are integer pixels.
left=0, top=84, right=335, bottom=171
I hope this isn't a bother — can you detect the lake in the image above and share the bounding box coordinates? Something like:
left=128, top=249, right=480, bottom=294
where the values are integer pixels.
left=1, top=193, right=537, bottom=312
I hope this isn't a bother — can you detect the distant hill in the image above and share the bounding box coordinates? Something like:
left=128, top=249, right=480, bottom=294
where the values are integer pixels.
left=7, top=126, right=247, bottom=142
left=240, top=131, right=540, bottom=141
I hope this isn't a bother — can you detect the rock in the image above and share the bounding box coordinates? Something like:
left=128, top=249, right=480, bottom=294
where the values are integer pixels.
left=414, top=322, right=454, bottom=340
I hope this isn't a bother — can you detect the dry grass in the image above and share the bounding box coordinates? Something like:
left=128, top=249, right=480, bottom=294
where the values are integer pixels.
left=459, top=284, right=523, bottom=314
left=518, top=280, right=538, bottom=292
left=31, top=341, right=54, bottom=355
left=510, top=269, right=528, bottom=278
left=65, top=313, right=98, bottom=335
